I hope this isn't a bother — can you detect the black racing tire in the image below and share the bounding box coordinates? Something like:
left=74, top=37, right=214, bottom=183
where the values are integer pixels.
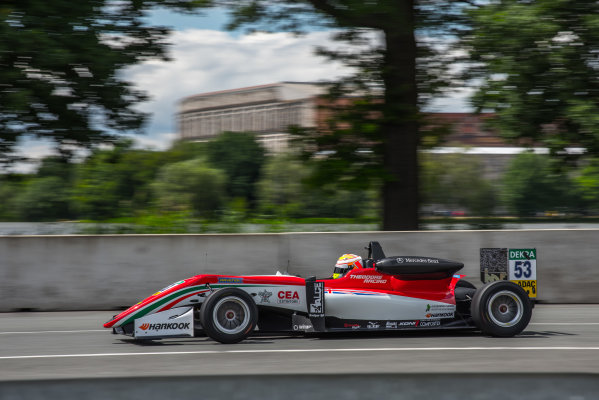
left=472, top=281, right=532, bottom=337
left=200, top=288, right=258, bottom=344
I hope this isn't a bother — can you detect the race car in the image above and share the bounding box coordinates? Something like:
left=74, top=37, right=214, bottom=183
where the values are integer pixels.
left=104, top=241, right=533, bottom=344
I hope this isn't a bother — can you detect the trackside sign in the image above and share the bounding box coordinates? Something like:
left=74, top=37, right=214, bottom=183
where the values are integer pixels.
left=508, top=248, right=537, bottom=298
left=480, top=248, right=537, bottom=298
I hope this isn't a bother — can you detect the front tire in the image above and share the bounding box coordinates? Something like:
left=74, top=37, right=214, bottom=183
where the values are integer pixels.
left=200, top=288, right=258, bottom=344
left=472, top=281, right=532, bottom=337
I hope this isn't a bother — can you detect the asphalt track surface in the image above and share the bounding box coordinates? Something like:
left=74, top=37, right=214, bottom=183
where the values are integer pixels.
left=1, top=305, right=599, bottom=381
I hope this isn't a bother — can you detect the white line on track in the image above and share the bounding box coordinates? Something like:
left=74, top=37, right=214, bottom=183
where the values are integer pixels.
left=4, top=347, right=599, bottom=360
left=0, top=329, right=105, bottom=335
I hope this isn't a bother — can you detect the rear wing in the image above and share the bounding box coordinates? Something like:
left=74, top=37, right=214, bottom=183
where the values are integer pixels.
left=480, top=248, right=537, bottom=299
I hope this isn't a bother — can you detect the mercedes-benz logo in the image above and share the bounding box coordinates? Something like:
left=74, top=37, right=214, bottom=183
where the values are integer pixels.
left=396, top=258, right=404, bottom=263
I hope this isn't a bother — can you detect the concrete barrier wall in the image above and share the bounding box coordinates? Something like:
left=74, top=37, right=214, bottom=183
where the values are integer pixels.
left=1, top=229, right=598, bottom=311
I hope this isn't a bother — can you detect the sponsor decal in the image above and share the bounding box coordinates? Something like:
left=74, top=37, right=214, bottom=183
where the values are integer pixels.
left=509, top=249, right=536, bottom=260
left=395, top=257, right=440, bottom=264
left=309, top=281, right=324, bottom=315
left=386, top=321, right=419, bottom=328
left=419, top=320, right=441, bottom=328
left=403, top=258, right=439, bottom=264
left=512, top=279, right=537, bottom=298
left=258, top=290, right=273, bottom=304
left=399, top=321, right=419, bottom=327
left=350, top=275, right=388, bottom=284
left=426, top=303, right=455, bottom=312
left=367, top=321, right=380, bottom=329
left=218, top=277, right=243, bottom=284
left=426, top=312, right=454, bottom=319
left=139, top=322, right=191, bottom=331
left=293, top=324, right=313, bottom=331
left=277, top=290, right=300, bottom=304
left=344, top=323, right=361, bottom=329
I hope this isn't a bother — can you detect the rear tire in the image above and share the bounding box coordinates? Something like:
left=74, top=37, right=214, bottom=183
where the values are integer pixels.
left=472, top=281, right=532, bottom=337
left=200, top=288, right=258, bottom=344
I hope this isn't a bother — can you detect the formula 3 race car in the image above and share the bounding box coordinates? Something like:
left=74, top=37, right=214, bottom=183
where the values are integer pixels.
left=104, top=241, right=533, bottom=343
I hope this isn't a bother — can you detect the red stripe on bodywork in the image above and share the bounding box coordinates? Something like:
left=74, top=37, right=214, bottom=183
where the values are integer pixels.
left=158, top=290, right=207, bottom=312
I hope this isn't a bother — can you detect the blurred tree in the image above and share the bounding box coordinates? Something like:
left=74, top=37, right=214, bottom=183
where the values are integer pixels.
left=257, top=152, right=307, bottom=218
left=501, top=153, right=577, bottom=216
left=421, top=153, right=497, bottom=216
left=152, top=158, right=226, bottom=216
left=209, top=0, right=474, bottom=230
left=0, top=176, right=24, bottom=220
left=15, top=176, right=72, bottom=221
left=204, top=132, right=265, bottom=209
left=462, top=0, right=599, bottom=159
left=575, top=158, right=599, bottom=212
left=257, top=151, right=371, bottom=218
left=297, top=186, right=369, bottom=219
left=11, top=155, right=76, bottom=221
left=164, top=140, right=208, bottom=163
left=0, top=0, right=201, bottom=164
left=71, top=139, right=165, bottom=219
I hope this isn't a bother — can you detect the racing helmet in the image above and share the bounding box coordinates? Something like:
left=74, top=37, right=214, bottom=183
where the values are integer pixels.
left=332, top=254, right=363, bottom=279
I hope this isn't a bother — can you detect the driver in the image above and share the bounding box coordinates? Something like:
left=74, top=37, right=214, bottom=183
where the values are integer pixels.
left=332, top=254, right=363, bottom=279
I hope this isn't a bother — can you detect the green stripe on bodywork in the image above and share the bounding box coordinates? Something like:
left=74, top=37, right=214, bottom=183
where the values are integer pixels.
left=121, top=284, right=273, bottom=326
left=122, top=286, right=205, bottom=325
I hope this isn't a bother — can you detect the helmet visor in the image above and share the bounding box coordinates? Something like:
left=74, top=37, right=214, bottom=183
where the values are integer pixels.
left=332, top=265, right=355, bottom=278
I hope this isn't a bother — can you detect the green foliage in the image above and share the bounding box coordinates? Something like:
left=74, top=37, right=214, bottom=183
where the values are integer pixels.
left=462, top=0, right=599, bottom=158
left=420, top=153, right=497, bottom=216
left=574, top=158, right=599, bottom=211
left=153, top=158, right=226, bottom=217
left=205, top=132, right=265, bottom=208
left=501, top=153, right=577, bottom=216
left=14, top=176, right=72, bottom=221
left=0, top=0, right=199, bottom=163
left=0, top=177, right=23, bottom=220
left=257, top=152, right=308, bottom=218
left=257, top=152, right=372, bottom=219
left=71, top=140, right=166, bottom=219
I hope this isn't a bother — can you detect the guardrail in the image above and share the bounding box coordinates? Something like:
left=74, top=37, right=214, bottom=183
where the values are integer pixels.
left=1, top=229, right=597, bottom=311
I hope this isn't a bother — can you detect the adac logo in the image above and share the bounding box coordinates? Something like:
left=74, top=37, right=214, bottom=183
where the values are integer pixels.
left=139, top=323, right=150, bottom=330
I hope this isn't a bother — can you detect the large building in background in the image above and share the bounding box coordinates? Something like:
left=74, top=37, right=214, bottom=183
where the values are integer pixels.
left=177, top=82, right=539, bottom=179
left=178, top=82, right=327, bottom=153
left=177, top=82, right=506, bottom=151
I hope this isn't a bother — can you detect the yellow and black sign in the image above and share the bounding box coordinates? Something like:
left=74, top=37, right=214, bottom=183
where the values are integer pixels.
left=511, top=280, right=537, bottom=298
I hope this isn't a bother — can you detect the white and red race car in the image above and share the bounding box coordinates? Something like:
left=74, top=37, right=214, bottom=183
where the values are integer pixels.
left=104, top=241, right=533, bottom=343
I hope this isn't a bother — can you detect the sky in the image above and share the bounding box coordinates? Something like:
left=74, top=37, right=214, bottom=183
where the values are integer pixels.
left=15, top=7, right=471, bottom=170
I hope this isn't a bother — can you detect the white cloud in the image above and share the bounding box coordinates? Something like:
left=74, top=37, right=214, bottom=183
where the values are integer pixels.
left=125, top=29, right=355, bottom=149
left=14, top=27, right=472, bottom=168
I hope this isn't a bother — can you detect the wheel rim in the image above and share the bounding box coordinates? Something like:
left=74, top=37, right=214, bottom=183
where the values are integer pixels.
left=487, top=290, right=523, bottom=327
left=212, top=296, right=250, bottom=335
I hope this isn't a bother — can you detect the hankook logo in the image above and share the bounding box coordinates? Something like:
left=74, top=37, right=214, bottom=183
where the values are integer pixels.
left=139, top=322, right=190, bottom=331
